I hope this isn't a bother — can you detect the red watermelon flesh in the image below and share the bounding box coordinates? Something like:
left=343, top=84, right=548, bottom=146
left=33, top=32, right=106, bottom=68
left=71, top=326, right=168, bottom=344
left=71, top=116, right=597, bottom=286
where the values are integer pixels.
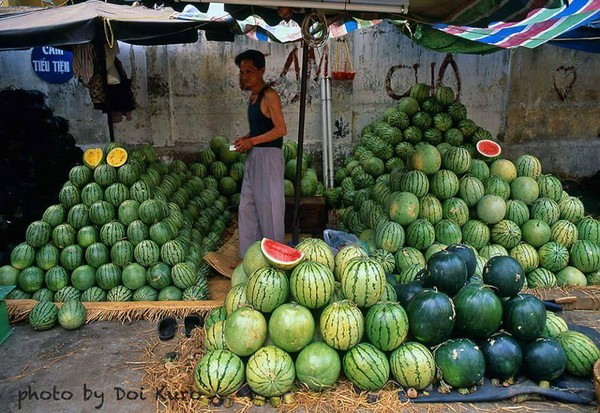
left=476, top=140, right=502, bottom=157
left=261, top=238, right=304, bottom=270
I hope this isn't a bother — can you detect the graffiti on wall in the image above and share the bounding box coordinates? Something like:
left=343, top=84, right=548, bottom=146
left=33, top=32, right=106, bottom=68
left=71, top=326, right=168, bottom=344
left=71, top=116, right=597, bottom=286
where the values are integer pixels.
left=553, top=65, right=576, bottom=102
left=385, top=54, right=462, bottom=100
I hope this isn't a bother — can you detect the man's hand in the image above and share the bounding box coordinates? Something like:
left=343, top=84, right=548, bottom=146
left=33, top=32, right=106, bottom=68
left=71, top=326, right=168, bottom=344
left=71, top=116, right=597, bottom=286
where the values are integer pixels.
left=234, top=136, right=254, bottom=153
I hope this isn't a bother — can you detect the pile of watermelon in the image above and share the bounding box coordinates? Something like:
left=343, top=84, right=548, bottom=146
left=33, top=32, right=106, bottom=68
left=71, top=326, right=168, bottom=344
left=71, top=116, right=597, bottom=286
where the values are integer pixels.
left=323, top=83, right=600, bottom=289
left=194, top=238, right=600, bottom=404
left=0, top=141, right=243, bottom=330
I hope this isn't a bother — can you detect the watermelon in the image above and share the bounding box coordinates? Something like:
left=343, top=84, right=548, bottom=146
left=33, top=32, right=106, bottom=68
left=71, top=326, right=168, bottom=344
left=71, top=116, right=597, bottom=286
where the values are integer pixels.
left=268, top=302, right=315, bottom=353
left=435, top=338, right=485, bottom=389
left=555, top=266, right=587, bottom=287
left=224, top=306, right=267, bottom=356
left=365, top=302, right=409, bottom=352
left=340, top=257, right=385, bottom=308
left=0, top=265, right=20, bottom=286
left=29, top=301, right=59, bottom=331
left=290, top=261, right=335, bottom=309
left=424, top=250, right=467, bottom=296
left=241, top=241, right=270, bottom=278
left=57, top=300, right=87, bottom=330
left=11, top=243, right=36, bottom=270
left=81, top=286, right=107, bottom=302
left=343, top=343, right=390, bottom=391
left=319, top=300, right=364, bottom=351
left=205, top=306, right=227, bottom=330
left=570, top=240, right=600, bottom=273
left=18, top=266, right=44, bottom=292
left=504, top=294, right=547, bottom=342
left=407, top=290, right=455, bottom=346
left=476, top=140, right=501, bottom=158
left=194, top=349, right=245, bottom=396
left=245, top=267, right=289, bottom=313
left=454, top=284, right=503, bottom=339
left=295, top=342, right=341, bottom=392
left=260, top=238, right=304, bottom=270
left=542, top=311, right=569, bottom=339
left=480, top=333, right=522, bottom=380
left=476, top=195, right=506, bottom=225
left=204, top=320, right=227, bottom=351
left=390, top=341, right=436, bottom=391
left=295, top=238, right=335, bottom=271
left=522, top=338, right=567, bottom=382
left=557, top=331, right=600, bottom=377
left=33, top=287, right=54, bottom=301
left=246, top=346, right=295, bottom=397
left=224, top=283, right=248, bottom=315
left=482, top=256, right=525, bottom=297
left=446, top=243, right=477, bottom=277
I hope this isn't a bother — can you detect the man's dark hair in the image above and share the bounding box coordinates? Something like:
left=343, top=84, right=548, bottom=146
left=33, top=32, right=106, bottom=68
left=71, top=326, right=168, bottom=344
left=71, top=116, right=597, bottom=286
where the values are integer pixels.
left=235, top=50, right=266, bottom=69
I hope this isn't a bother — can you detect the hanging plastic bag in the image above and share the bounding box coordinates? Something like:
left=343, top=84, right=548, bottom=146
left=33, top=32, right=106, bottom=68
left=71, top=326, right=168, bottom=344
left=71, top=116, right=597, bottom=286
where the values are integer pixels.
left=323, top=229, right=368, bottom=254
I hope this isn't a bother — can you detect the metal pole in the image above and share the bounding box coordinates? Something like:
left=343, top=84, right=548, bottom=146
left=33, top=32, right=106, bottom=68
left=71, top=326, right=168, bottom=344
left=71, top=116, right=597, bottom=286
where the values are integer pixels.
left=292, top=41, right=310, bottom=245
left=320, top=77, right=330, bottom=188
left=325, top=77, right=335, bottom=188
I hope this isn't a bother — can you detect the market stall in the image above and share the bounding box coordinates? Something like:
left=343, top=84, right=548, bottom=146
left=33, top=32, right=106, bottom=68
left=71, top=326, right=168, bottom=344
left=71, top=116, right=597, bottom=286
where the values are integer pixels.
left=0, top=1, right=599, bottom=411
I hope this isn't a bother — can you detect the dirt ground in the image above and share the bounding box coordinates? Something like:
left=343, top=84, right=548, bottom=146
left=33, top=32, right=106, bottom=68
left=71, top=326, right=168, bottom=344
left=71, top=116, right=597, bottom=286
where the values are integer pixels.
left=1, top=311, right=598, bottom=413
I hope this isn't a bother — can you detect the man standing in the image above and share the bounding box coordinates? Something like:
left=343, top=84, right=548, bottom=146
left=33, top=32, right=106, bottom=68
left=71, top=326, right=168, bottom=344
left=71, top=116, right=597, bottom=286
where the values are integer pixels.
left=234, top=50, right=287, bottom=257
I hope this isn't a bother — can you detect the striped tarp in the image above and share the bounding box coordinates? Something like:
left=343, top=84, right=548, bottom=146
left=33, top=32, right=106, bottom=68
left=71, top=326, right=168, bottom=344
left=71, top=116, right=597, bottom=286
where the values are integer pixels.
left=432, top=0, right=600, bottom=49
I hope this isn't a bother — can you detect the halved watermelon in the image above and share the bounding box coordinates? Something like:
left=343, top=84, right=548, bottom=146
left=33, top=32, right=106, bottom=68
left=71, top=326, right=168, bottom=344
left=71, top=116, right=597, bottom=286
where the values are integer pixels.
left=261, top=238, right=304, bottom=270
left=107, top=148, right=128, bottom=167
left=476, top=140, right=501, bottom=158
left=83, top=148, right=104, bottom=169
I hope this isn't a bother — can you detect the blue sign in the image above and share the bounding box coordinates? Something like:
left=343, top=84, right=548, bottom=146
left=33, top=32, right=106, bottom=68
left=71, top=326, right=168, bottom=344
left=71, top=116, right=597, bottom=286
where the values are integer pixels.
left=31, top=46, right=74, bottom=84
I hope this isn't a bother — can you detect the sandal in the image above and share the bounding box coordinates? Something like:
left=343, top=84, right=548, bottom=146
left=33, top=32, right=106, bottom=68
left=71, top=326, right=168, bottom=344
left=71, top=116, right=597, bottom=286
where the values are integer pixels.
left=184, top=314, right=204, bottom=338
left=158, top=317, right=177, bottom=341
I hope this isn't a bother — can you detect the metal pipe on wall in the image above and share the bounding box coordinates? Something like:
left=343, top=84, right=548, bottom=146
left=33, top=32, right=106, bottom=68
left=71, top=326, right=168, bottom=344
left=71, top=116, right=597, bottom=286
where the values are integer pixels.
left=325, top=77, right=335, bottom=188
left=320, top=77, right=331, bottom=188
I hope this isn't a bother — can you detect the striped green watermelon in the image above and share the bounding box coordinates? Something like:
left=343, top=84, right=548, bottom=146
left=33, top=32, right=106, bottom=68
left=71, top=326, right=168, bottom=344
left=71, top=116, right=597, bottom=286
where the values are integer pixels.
left=224, top=283, right=248, bottom=316
left=32, top=288, right=54, bottom=302
left=491, top=220, right=522, bottom=249
left=52, top=224, right=76, bottom=249
left=320, top=300, right=364, bottom=350
left=25, top=221, right=52, bottom=248
left=340, top=257, right=385, bottom=308
left=204, top=320, right=227, bottom=351
left=551, top=219, right=579, bottom=249
left=96, top=263, right=122, bottom=290
left=515, top=154, right=542, bottom=178
left=290, top=261, right=335, bottom=309
left=536, top=174, right=563, bottom=202
left=59, top=184, right=80, bottom=209
left=104, top=183, right=129, bottom=207
left=80, top=183, right=104, bottom=207
left=60, top=245, right=84, bottom=271
left=435, top=219, right=462, bottom=245
left=558, top=331, right=600, bottom=377
left=559, top=196, right=585, bottom=223
left=375, top=221, right=405, bottom=253
left=194, top=349, right=245, bottom=396
left=442, top=198, right=470, bottom=227
left=510, top=243, right=539, bottom=274
left=97, top=221, right=125, bottom=247
left=107, top=285, right=133, bottom=302
left=127, top=220, right=149, bottom=246
left=419, top=195, right=443, bottom=225
left=401, top=170, right=429, bottom=198
left=81, top=286, right=107, bottom=302
left=93, top=164, right=117, bottom=187
left=170, top=262, right=196, bottom=289
left=405, top=219, right=435, bottom=251
left=45, top=266, right=69, bottom=292
left=245, top=267, right=289, bottom=313
left=538, top=242, right=569, bottom=272
left=295, top=238, right=335, bottom=272
left=527, top=268, right=557, bottom=288
left=542, top=311, right=569, bottom=339
left=134, top=240, right=160, bottom=267
left=89, top=201, right=115, bottom=225
left=390, top=342, right=435, bottom=390
left=461, top=220, right=490, bottom=250
left=58, top=300, right=87, bottom=330
left=246, top=346, right=295, bottom=397
left=365, top=302, right=409, bottom=352
left=29, top=301, right=59, bottom=331
left=145, top=262, right=172, bottom=290
left=333, top=245, right=368, bottom=281
left=132, top=286, right=158, bottom=301
left=430, top=170, right=459, bottom=200
left=343, top=343, right=390, bottom=391
left=42, top=204, right=66, bottom=227
left=130, top=180, right=154, bottom=203
left=570, top=240, right=600, bottom=273
left=77, top=226, right=98, bottom=248
left=35, top=245, right=59, bottom=271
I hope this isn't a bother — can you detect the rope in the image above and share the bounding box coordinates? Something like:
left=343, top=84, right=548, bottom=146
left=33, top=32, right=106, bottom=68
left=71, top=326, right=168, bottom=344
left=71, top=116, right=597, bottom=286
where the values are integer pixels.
left=103, top=17, right=115, bottom=49
left=301, top=11, right=329, bottom=47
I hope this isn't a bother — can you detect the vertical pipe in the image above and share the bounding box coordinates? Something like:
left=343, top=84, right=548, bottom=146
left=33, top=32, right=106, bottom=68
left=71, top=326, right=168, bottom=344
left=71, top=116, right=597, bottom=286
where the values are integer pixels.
left=292, top=41, right=310, bottom=245
left=325, top=77, right=335, bottom=188
left=320, top=77, right=330, bottom=188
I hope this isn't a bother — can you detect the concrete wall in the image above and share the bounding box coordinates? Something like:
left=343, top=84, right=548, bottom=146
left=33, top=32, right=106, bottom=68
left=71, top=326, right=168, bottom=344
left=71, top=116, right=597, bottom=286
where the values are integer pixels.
left=0, top=20, right=597, bottom=176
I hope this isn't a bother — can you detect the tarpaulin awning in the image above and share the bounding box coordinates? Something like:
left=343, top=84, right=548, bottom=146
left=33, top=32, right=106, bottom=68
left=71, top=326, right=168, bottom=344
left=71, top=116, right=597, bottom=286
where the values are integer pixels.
left=431, top=0, right=600, bottom=49
left=549, top=19, right=600, bottom=52
left=174, top=3, right=380, bottom=43
left=0, top=0, right=231, bottom=50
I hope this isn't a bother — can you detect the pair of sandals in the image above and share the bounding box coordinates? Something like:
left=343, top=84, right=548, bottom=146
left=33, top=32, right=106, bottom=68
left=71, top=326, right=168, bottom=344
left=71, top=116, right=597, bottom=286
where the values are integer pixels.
left=158, top=314, right=204, bottom=341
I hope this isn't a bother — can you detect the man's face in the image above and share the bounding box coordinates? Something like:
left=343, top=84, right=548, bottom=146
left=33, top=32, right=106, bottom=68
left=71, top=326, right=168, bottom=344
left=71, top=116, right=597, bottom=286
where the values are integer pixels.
left=238, top=59, right=264, bottom=90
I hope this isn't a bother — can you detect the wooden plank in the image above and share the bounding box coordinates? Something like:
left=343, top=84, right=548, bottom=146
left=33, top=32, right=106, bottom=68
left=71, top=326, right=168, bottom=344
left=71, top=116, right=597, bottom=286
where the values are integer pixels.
left=526, top=286, right=600, bottom=311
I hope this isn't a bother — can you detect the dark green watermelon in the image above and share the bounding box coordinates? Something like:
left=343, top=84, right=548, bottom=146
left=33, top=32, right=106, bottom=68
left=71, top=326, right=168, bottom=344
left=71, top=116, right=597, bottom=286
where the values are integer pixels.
left=454, top=284, right=502, bottom=339
left=480, top=333, right=522, bottom=380
left=446, top=244, right=477, bottom=277
left=522, top=337, right=567, bottom=382
left=423, top=250, right=467, bottom=297
left=504, top=294, right=547, bottom=342
left=482, top=256, right=525, bottom=297
left=407, top=289, right=455, bottom=346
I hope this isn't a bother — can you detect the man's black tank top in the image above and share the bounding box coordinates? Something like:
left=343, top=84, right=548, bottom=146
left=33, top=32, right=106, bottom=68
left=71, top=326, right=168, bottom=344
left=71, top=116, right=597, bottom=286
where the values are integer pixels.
left=248, top=86, right=283, bottom=148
